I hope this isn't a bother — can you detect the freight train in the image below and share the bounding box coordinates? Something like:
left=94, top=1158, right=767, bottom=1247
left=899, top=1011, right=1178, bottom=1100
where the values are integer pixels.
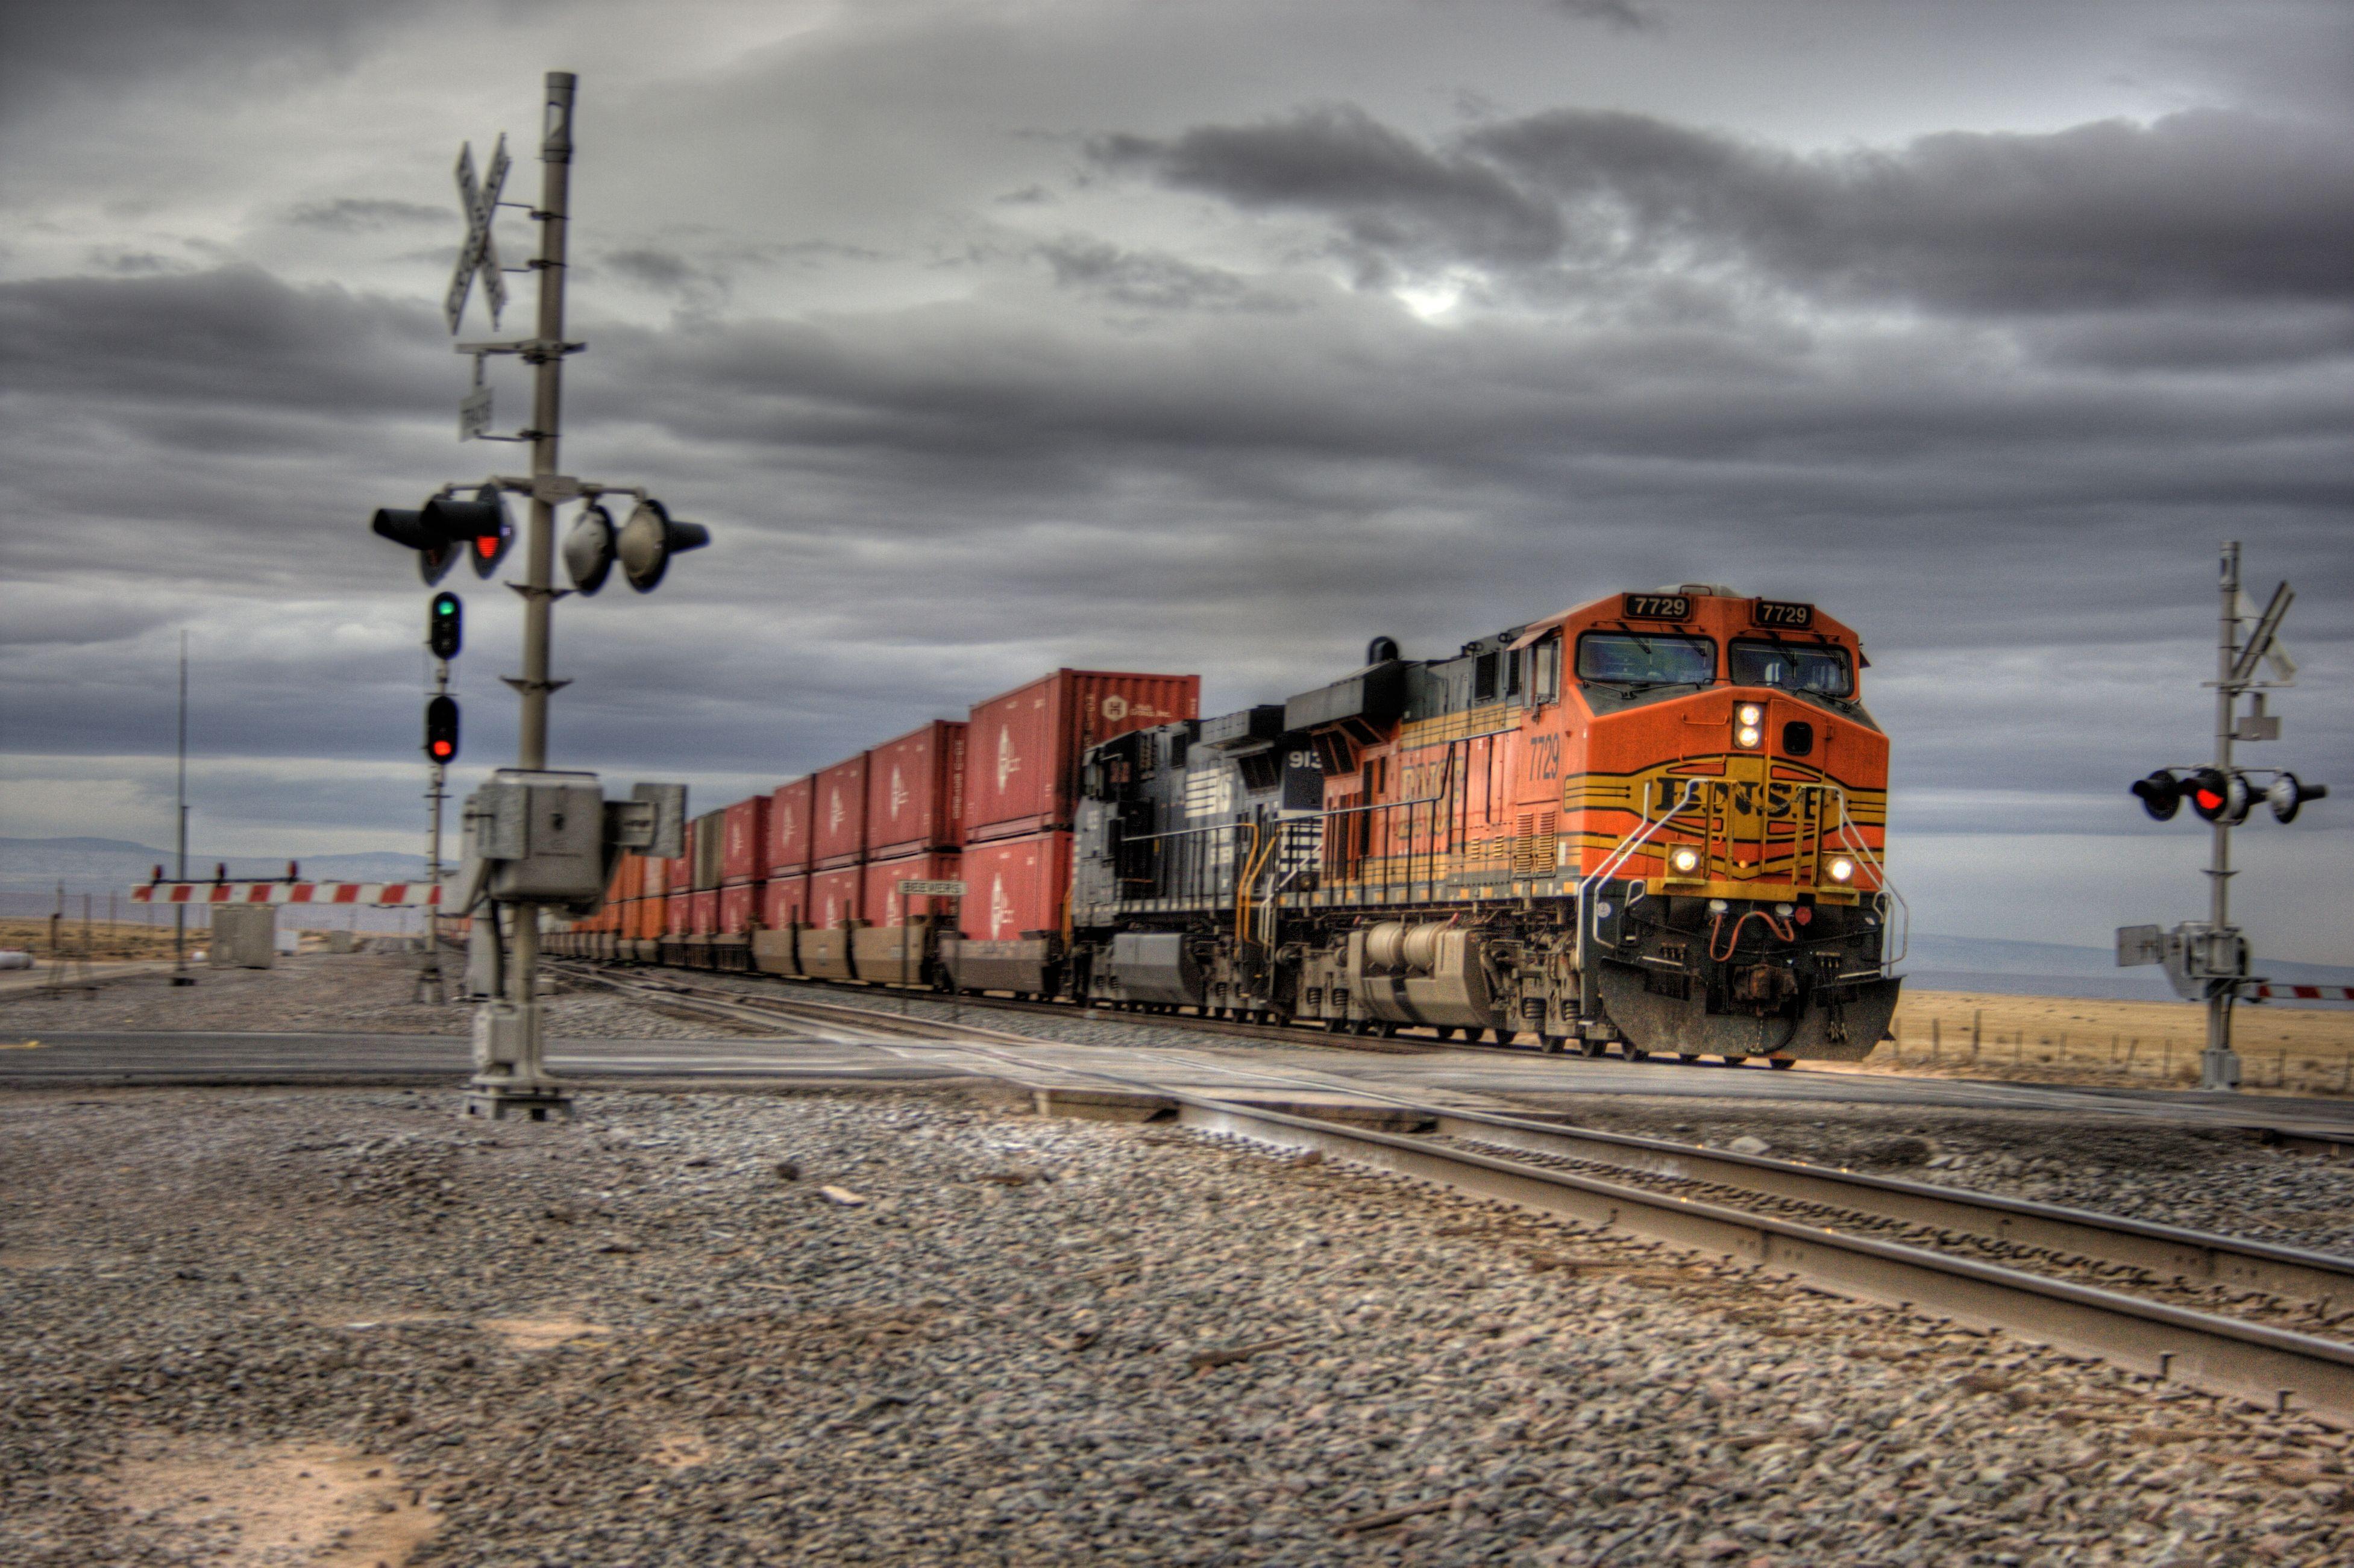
left=551, top=584, right=1904, bottom=1064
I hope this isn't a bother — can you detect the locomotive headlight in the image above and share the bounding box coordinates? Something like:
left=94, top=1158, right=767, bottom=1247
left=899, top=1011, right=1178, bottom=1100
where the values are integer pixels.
left=1668, top=847, right=1701, bottom=874
left=1827, top=856, right=1856, bottom=883
left=1734, top=725, right=1763, bottom=749
left=1737, top=704, right=1763, bottom=727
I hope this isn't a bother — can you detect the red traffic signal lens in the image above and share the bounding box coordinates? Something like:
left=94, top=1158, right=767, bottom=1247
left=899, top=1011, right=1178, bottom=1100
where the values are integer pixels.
left=2185, top=768, right=2246, bottom=824
left=424, top=695, right=459, bottom=764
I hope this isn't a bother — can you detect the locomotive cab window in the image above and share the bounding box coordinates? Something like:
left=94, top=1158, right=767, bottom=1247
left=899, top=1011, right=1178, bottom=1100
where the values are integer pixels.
left=1575, top=631, right=1715, bottom=688
left=1728, top=639, right=1853, bottom=698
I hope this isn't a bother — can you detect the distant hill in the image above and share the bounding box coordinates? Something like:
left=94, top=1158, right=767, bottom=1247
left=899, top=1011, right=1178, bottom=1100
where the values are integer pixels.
left=1903, top=932, right=2353, bottom=1003
left=0, top=836, right=432, bottom=918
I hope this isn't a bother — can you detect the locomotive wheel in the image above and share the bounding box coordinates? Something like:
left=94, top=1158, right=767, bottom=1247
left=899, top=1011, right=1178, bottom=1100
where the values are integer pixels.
left=1540, top=1035, right=1565, bottom=1055
left=1724, top=1054, right=1750, bottom=1066
left=1580, top=1037, right=1606, bottom=1059
left=1621, top=1044, right=1649, bottom=1062
left=1768, top=1056, right=1797, bottom=1071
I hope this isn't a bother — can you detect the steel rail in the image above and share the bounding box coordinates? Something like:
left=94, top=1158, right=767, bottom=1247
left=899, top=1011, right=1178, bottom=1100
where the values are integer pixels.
left=568, top=962, right=2354, bottom=1427
left=572, top=961, right=2354, bottom=1310
left=1166, top=1094, right=2354, bottom=1429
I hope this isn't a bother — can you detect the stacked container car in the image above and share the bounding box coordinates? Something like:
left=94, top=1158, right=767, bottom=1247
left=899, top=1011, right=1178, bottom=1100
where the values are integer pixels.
left=661, top=832, right=694, bottom=967
left=756, top=776, right=814, bottom=975
left=715, top=793, right=770, bottom=972
left=630, top=852, right=666, bottom=961
left=946, top=670, right=1201, bottom=996
left=682, top=806, right=724, bottom=964
left=799, top=751, right=870, bottom=979
left=856, top=719, right=966, bottom=986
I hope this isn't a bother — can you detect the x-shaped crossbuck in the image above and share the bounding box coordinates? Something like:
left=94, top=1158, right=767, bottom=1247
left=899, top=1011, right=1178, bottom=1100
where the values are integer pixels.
left=444, top=135, right=512, bottom=333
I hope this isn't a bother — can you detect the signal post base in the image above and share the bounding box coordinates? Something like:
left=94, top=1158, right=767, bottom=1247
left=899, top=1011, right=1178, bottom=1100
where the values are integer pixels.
left=2201, top=1046, right=2243, bottom=1094
left=463, top=1078, right=576, bottom=1123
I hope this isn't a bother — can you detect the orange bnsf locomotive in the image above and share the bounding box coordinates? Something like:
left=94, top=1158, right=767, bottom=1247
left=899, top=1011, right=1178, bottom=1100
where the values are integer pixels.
left=1063, top=585, right=1903, bottom=1062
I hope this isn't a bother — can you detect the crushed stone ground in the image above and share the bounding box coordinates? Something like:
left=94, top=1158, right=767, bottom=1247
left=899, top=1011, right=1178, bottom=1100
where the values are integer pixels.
left=5, top=1087, right=2352, bottom=1567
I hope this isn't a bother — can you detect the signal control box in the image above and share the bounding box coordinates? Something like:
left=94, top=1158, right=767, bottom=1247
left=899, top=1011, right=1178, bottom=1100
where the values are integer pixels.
left=2117, top=920, right=2253, bottom=1002
left=459, top=772, right=690, bottom=913
left=467, top=770, right=608, bottom=904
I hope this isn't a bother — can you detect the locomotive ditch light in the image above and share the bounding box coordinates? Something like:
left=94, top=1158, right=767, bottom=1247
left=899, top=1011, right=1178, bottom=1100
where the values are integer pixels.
left=2130, top=770, right=2183, bottom=821
left=1827, top=856, right=1856, bottom=883
left=1736, top=703, right=1763, bottom=726
left=1668, top=846, right=1701, bottom=875
left=1735, top=725, right=1763, bottom=749
left=562, top=501, right=617, bottom=595
left=2186, top=767, right=2249, bottom=825
left=2267, top=772, right=2327, bottom=824
left=615, top=498, right=710, bottom=592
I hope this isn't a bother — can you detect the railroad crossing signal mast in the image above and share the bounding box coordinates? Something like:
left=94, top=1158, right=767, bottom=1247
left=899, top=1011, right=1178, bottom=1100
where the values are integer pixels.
left=370, top=73, right=695, bottom=1120
left=2118, top=542, right=2327, bottom=1092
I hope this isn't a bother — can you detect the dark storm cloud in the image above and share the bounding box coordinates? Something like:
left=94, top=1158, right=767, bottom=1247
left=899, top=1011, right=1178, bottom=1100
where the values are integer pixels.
left=285, top=198, right=454, bottom=233
left=0, top=265, right=442, bottom=412
left=1543, top=0, right=1657, bottom=30
left=1092, top=104, right=1566, bottom=275
left=1035, top=238, right=1260, bottom=311
left=1097, top=103, right=2354, bottom=315
left=0, top=0, right=563, bottom=116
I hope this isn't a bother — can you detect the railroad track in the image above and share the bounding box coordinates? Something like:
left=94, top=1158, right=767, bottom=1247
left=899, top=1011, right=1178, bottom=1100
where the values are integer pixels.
left=563, top=958, right=2354, bottom=1428
left=560, top=956, right=1753, bottom=1062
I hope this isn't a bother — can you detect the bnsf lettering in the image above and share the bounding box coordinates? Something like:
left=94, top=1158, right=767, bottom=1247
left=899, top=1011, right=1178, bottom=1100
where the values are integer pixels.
left=1622, top=593, right=1690, bottom=620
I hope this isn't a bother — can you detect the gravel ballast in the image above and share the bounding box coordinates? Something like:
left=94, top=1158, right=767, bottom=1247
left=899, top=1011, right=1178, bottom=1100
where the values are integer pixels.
left=5, top=1086, right=2352, bottom=1566
left=1522, top=1099, right=2354, bottom=1261
left=0, top=952, right=761, bottom=1041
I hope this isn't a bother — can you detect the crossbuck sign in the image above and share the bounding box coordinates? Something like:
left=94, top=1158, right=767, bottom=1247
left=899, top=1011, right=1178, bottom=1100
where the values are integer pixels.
left=444, top=136, right=511, bottom=333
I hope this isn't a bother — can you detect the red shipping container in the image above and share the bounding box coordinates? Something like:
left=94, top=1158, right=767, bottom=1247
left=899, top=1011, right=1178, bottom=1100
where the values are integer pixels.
left=639, top=855, right=667, bottom=900
left=813, top=754, right=870, bottom=868
left=863, top=850, right=962, bottom=928
left=866, top=720, right=967, bottom=859
left=690, top=889, right=720, bottom=936
left=809, top=865, right=865, bottom=927
left=761, top=874, right=809, bottom=931
left=665, top=891, right=691, bottom=936
left=665, top=844, right=694, bottom=894
left=718, top=881, right=761, bottom=935
left=723, top=795, right=771, bottom=885
left=767, top=777, right=815, bottom=875
left=957, top=832, right=1072, bottom=941
left=964, top=670, right=1199, bottom=842
left=630, top=896, right=662, bottom=941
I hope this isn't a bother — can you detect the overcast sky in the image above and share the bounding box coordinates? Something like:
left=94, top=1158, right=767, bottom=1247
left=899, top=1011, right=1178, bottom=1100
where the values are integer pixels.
left=2, top=0, right=2347, bottom=961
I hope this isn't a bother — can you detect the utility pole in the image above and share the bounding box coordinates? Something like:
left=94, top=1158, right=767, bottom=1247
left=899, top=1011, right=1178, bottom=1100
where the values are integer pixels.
left=172, top=632, right=194, bottom=986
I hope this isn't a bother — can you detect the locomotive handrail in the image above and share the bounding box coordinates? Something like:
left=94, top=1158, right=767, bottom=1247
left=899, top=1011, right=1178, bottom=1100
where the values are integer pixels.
left=1574, top=779, right=1703, bottom=975
left=1816, top=783, right=1909, bottom=976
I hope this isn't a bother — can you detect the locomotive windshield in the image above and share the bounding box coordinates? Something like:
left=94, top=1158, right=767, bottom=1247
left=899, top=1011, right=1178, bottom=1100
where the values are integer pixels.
left=1575, top=632, right=1715, bottom=687
left=1730, top=638, right=1853, bottom=698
